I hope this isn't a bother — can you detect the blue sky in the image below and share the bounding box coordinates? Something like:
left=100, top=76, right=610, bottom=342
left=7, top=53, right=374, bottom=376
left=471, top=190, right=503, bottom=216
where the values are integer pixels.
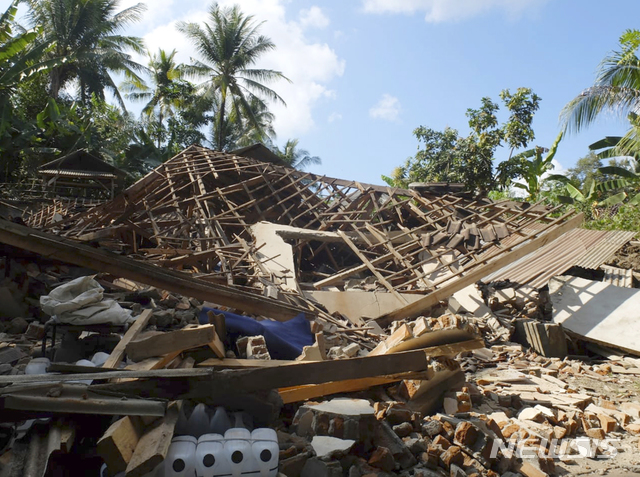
left=8, top=0, right=640, bottom=185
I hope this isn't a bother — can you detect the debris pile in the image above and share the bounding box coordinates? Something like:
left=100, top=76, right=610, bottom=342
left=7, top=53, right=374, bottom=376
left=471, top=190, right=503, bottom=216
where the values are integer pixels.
left=0, top=145, right=637, bottom=476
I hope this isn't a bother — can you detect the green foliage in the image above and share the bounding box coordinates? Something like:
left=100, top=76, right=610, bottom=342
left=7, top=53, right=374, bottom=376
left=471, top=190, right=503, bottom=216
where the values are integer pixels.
left=273, top=139, right=321, bottom=170
left=177, top=3, right=288, bottom=151
left=25, top=0, right=147, bottom=106
left=385, top=88, right=541, bottom=194
left=508, top=131, right=563, bottom=202
left=583, top=204, right=640, bottom=233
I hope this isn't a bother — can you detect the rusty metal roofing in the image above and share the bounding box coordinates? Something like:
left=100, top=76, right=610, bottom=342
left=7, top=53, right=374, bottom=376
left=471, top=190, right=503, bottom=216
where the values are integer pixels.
left=485, top=228, right=635, bottom=288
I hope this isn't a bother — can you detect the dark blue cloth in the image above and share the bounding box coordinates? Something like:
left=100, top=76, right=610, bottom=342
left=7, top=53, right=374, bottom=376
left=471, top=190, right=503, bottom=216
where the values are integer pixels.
left=199, top=307, right=314, bottom=360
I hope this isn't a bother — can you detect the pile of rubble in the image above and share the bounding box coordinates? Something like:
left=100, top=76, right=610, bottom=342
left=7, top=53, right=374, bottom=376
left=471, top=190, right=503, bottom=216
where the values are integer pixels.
left=0, top=145, right=638, bottom=477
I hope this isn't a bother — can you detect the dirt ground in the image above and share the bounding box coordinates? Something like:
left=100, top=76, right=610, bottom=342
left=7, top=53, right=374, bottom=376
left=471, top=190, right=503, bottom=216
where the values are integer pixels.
left=607, top=243, right=640, bottom=272
left=554, top=373, right=640, bottom=476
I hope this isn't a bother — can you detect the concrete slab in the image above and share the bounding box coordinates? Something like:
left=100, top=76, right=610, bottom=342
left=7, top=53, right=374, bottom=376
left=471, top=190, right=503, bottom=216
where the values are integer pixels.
left=304, top=290, right=423, bottom=325
left=447, top=284, right=491, bottom=317
left=550, top=276, right=640, bottom=355
left=310, top=436, right=355, bottom=458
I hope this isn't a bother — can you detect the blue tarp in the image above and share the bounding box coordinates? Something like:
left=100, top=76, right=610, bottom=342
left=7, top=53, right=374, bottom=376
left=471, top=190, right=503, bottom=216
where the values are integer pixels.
left=199, top=308, right=314, bottom=360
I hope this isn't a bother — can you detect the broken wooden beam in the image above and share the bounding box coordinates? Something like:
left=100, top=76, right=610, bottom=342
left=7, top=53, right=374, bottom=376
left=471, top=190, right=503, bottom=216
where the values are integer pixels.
left=103, top=310, right=153, bottom=369
left=0, top=218, right=311, bottom=320
left=126, top=324, right=224, bottom=362
left=98, top=416, right=145, bottom=475
left=125, top=402, right=180, bottom=477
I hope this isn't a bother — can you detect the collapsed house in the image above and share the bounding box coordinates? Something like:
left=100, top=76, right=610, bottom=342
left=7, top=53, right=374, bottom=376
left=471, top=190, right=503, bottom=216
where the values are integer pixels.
left=0, top=144, right=639, bottom=477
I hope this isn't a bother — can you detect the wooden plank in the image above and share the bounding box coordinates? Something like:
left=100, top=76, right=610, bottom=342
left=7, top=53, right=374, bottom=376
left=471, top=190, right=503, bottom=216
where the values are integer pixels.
left=197, top=358, right=320, bottom=368
left=92, top=349, right=435, bottom=401
left=376, top=213, right=584, bottom=325
left=126, top=325, right=220, bottom=362
left=126, top=402, right=180, bottom=477
left=98, top=416, right=145, bottom=474
left=278, top=372, right=429, bottom=404
left=103, top=310, right=153, bottom=369
left=0, top=218, right=311, bottom=320
left=276, top=340, right=482, bottom=403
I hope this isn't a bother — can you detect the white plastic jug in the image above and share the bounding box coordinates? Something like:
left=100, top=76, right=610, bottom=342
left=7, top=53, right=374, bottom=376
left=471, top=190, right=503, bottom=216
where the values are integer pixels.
left=165, top=435, right=197, bottom=477
left=195, top=434, right=227, bottom=477
left=186, top=404, right=210, bottom=439
left=25, top=357, right=50, bottom=375
left=251, top=429, right=279, bottom=477
left=209, top=407, right=231, bottom=435
left=223, top=428, right=254, bottom=477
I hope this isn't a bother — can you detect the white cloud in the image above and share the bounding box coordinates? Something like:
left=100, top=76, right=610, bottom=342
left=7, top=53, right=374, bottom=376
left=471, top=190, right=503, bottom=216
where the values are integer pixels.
left=369, top=94, right=401, bottom=122
left=328, top=112, right=342, bottom=123
left=133, top=0, right=345, bottom=138
left=361, top=0, right=548, bottom=22
left=299, top=6, right=330, bottom=29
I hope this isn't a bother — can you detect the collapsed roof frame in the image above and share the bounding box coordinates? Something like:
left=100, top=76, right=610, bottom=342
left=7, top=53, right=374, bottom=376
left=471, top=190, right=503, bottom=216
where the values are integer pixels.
left=35, top=145, right=583, bottom=324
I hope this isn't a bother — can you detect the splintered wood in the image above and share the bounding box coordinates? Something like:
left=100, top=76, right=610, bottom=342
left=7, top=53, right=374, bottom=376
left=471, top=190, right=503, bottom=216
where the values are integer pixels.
left=36, top=144, right=582, bottom=325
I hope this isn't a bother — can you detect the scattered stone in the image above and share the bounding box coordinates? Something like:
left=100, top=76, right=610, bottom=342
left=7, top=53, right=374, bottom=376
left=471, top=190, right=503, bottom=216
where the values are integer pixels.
left=393, top=422, right=413, bottom=438
left=25, top=322, right=45, bottom=340
left=7, top=317, right=28, bottom=335
left=368, top=447, right=395, bottom=472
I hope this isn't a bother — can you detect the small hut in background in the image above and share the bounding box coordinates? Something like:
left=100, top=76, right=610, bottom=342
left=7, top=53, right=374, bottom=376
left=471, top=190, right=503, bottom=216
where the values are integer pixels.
left=38, top=150, right=127, bottom=200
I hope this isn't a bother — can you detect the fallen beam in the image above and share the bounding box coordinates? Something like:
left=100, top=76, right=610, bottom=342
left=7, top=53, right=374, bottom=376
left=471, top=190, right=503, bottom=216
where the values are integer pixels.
left=126, top=324, right=223, bottom=362
left=0, top=218, right=311, bottom=320
left=90, top=348, right=436, bottom=401
left=277, top=339, right=483, bottom=403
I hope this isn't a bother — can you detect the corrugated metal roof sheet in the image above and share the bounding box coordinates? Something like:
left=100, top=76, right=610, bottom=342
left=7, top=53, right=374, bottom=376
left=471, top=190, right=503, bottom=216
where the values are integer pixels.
left=485, top=228, right=635, bottom=288
left=575, top=230, right=636, bottom=269
left=38, top=169, right=118, bottom=179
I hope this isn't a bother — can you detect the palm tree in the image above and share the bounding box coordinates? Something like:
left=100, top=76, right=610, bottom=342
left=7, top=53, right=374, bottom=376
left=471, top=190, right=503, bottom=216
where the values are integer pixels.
left=177, top=3, right=288, bottom=151
left=123, top=48, right=192, bottom=146
left=213, top=94, right=276, bottom=150
left=25, top=0, right=147, bottom=107
left=561, top=29, right=640, bottom=156
left=275, top=139, right=321, bottom=170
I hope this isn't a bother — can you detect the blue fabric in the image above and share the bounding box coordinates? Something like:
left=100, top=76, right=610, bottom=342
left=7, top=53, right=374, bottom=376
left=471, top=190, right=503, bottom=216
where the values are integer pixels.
left=199, top=307, right=314, bottom=360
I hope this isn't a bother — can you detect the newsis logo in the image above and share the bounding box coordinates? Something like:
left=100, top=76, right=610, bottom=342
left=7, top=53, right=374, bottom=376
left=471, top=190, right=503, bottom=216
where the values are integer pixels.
left=490, top=437, right=621, bottom=460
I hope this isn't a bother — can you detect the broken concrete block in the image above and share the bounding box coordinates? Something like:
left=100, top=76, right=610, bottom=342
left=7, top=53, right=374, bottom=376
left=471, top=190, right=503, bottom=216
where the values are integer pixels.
left=373, top=421, right=417, bottom=469
left=293, top=398, right=376, bottom=444
left=342, top=343, right=360, bottom=358
left=237, top=335, right=271, bottom=360
left=310, top=436, right=355, bottom=459
left=516, top=319, right=568, bottom=358
left=448, top=284, right=491, bottom=317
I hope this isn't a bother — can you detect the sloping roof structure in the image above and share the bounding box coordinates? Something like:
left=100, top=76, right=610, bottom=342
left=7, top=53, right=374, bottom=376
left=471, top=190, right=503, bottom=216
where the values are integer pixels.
left=38, top=149, right=126, bottom=179
left=41, top=145, right=585, bottom=324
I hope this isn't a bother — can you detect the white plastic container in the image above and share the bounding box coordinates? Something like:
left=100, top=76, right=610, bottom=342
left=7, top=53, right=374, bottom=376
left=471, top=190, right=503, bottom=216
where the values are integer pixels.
left=250, top=429, right=279, bottom=477
left=91, top=351, right=110, bottom=367
left=209, top=407, right=231, bottom=435
left=25, top=357, right=50, bottom=375
left=223, top=428, right=254, bottom=477
left=186, top=404, right=210, bottom=439
left=195, top=434, right=227, bottom=477
left=165, top=435, right=197, bottom=477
